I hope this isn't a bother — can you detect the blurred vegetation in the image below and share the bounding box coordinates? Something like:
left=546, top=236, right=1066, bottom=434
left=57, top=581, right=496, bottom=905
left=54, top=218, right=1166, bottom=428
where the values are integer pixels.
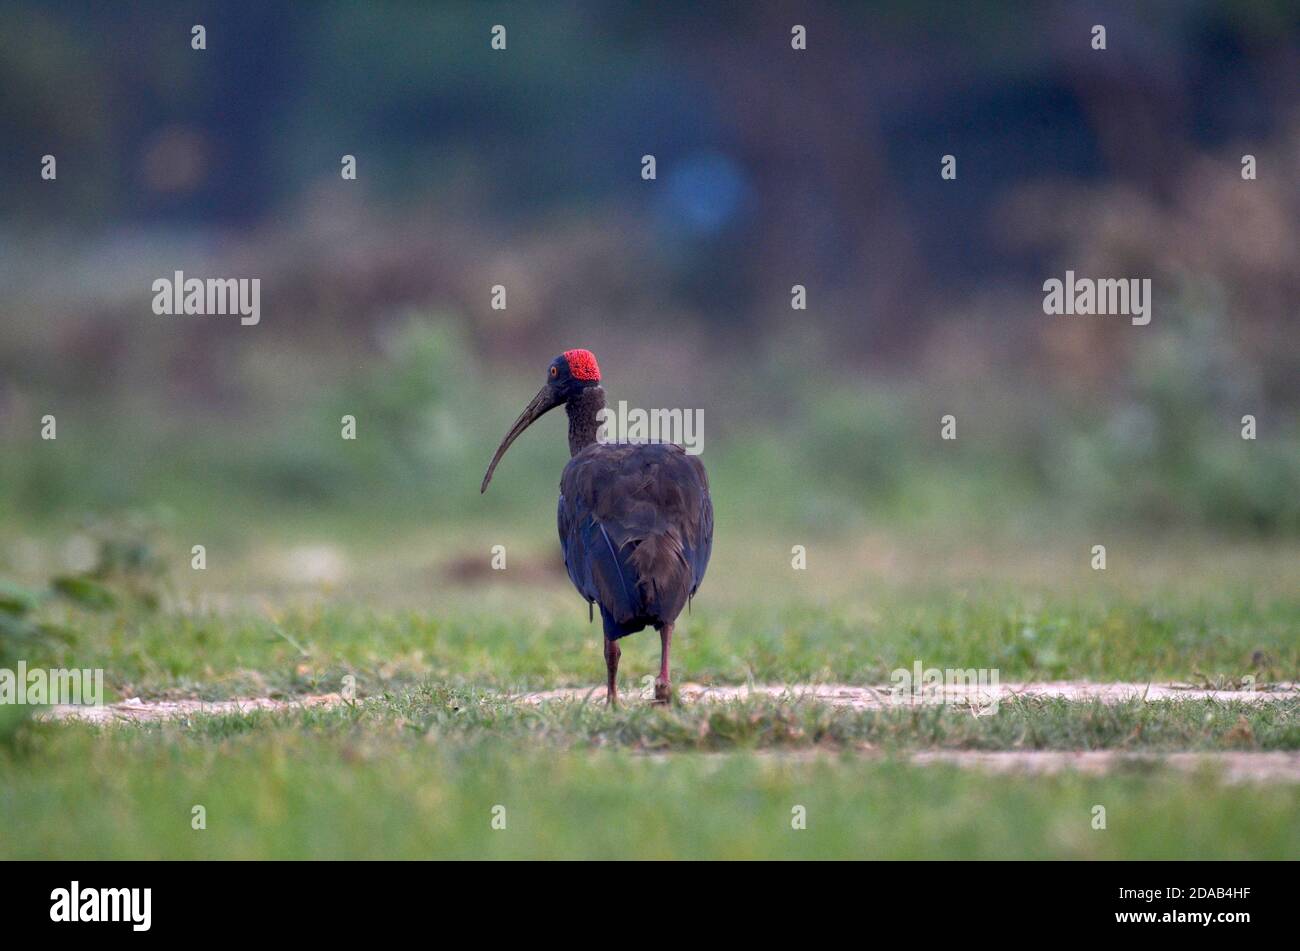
left=1, top=1, right=1297, bottom=546
left=1, top=312, right=1296, bottom=545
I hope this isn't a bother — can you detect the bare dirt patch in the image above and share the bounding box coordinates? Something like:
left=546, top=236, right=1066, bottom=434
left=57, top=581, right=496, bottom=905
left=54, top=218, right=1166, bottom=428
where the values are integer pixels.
left=517, top=681, right=1300, bottom=708
left=44, top=693, right=343, bottom=724
left=39, top=684, right=1300, bottom=782
left=907, top=751, right=1300, bottom=784
left=43, top=680, right=1296, bottom=723
left=650, top=749, right=1300, bottom=784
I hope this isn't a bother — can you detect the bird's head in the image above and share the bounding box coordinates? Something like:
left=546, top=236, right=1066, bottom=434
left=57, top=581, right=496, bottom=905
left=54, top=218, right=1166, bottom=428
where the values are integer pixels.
left=480, top=349, right=601, bottom=492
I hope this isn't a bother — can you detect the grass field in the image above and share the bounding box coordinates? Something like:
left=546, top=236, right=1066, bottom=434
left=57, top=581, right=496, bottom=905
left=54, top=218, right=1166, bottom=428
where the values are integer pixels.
left=1, top=525, right=1296, bottom=860
left=5, top=715, right=1298, bottom=860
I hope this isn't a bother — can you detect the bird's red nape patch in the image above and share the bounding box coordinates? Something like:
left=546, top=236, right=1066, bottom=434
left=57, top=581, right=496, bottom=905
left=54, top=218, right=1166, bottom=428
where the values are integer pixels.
left=564, top=349, right=601, bottom=381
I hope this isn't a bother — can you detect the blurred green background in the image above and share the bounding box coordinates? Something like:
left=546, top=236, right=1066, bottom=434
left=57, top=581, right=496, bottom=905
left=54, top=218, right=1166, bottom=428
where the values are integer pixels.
left=1, top=0, right=1297, bottom=573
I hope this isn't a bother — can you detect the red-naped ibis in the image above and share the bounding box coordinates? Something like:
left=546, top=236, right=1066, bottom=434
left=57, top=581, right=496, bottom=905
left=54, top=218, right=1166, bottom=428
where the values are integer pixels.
left=481, top=349, right=713, bottom=706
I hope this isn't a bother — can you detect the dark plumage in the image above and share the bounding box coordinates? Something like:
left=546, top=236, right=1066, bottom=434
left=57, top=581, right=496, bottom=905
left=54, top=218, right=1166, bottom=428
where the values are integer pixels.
left=481, top=350, right=713, bottom=705
left=559, top=441, right=712, bottom=638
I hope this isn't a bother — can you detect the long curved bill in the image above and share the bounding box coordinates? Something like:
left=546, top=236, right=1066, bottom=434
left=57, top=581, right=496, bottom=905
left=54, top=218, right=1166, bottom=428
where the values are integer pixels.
left=480, top=385, right=563, bottom=492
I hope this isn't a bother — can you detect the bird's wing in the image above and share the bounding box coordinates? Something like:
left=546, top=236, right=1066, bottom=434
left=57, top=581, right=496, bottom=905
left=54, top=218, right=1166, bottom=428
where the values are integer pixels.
left=559, top=443, right=712, bottom=625
left=687, top=457, right=713, bottom=596
left=558, top=480, right=639, bottom=623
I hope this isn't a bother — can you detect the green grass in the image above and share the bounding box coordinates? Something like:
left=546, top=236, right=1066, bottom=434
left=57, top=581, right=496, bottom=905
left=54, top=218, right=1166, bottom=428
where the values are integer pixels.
left=382, top=690, right=1300, bottom=752
left=2, top=687, right=1296, bottom=859
left=1, top=715, right=1295, bottom=860
left=10, top=581, right=1297, bottom=701
left=2, top=530, right=1297, bottom=859
left=13, top=689, right=1296, bottom=754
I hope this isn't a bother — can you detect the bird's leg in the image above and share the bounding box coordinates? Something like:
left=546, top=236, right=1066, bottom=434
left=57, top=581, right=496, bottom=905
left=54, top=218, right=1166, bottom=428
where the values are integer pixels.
left=654, top=623, right=674, bottom=705
left=604, top=638, right=621, bottom=707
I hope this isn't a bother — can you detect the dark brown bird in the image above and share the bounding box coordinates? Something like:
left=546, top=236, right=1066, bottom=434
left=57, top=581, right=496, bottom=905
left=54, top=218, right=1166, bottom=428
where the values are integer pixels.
left=481, top=349, right=713, bottom=705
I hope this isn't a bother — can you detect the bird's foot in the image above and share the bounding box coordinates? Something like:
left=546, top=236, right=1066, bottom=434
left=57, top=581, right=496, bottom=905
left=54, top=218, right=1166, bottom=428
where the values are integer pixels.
left=652, top=678, right=673, bottom=705
left=606, top=687, right=619, bottom=708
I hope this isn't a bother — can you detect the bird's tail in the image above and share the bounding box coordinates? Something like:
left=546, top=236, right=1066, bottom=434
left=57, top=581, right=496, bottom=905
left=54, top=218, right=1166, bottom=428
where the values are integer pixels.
left=627, top=530, right=692, bottom=621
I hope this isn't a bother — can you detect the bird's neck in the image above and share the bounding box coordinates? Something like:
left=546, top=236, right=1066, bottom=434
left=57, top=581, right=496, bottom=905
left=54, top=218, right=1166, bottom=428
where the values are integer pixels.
left=566, top=386, right=605, bottom=456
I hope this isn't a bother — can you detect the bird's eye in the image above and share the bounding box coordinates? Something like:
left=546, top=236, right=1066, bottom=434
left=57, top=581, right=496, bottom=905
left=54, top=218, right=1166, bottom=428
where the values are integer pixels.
left=550, top=366, right=558, bottom=378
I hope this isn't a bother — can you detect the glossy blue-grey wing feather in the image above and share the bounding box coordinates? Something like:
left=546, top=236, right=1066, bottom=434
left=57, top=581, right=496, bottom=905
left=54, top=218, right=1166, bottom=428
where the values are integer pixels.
left=558, top=489, right=639, bottom=623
